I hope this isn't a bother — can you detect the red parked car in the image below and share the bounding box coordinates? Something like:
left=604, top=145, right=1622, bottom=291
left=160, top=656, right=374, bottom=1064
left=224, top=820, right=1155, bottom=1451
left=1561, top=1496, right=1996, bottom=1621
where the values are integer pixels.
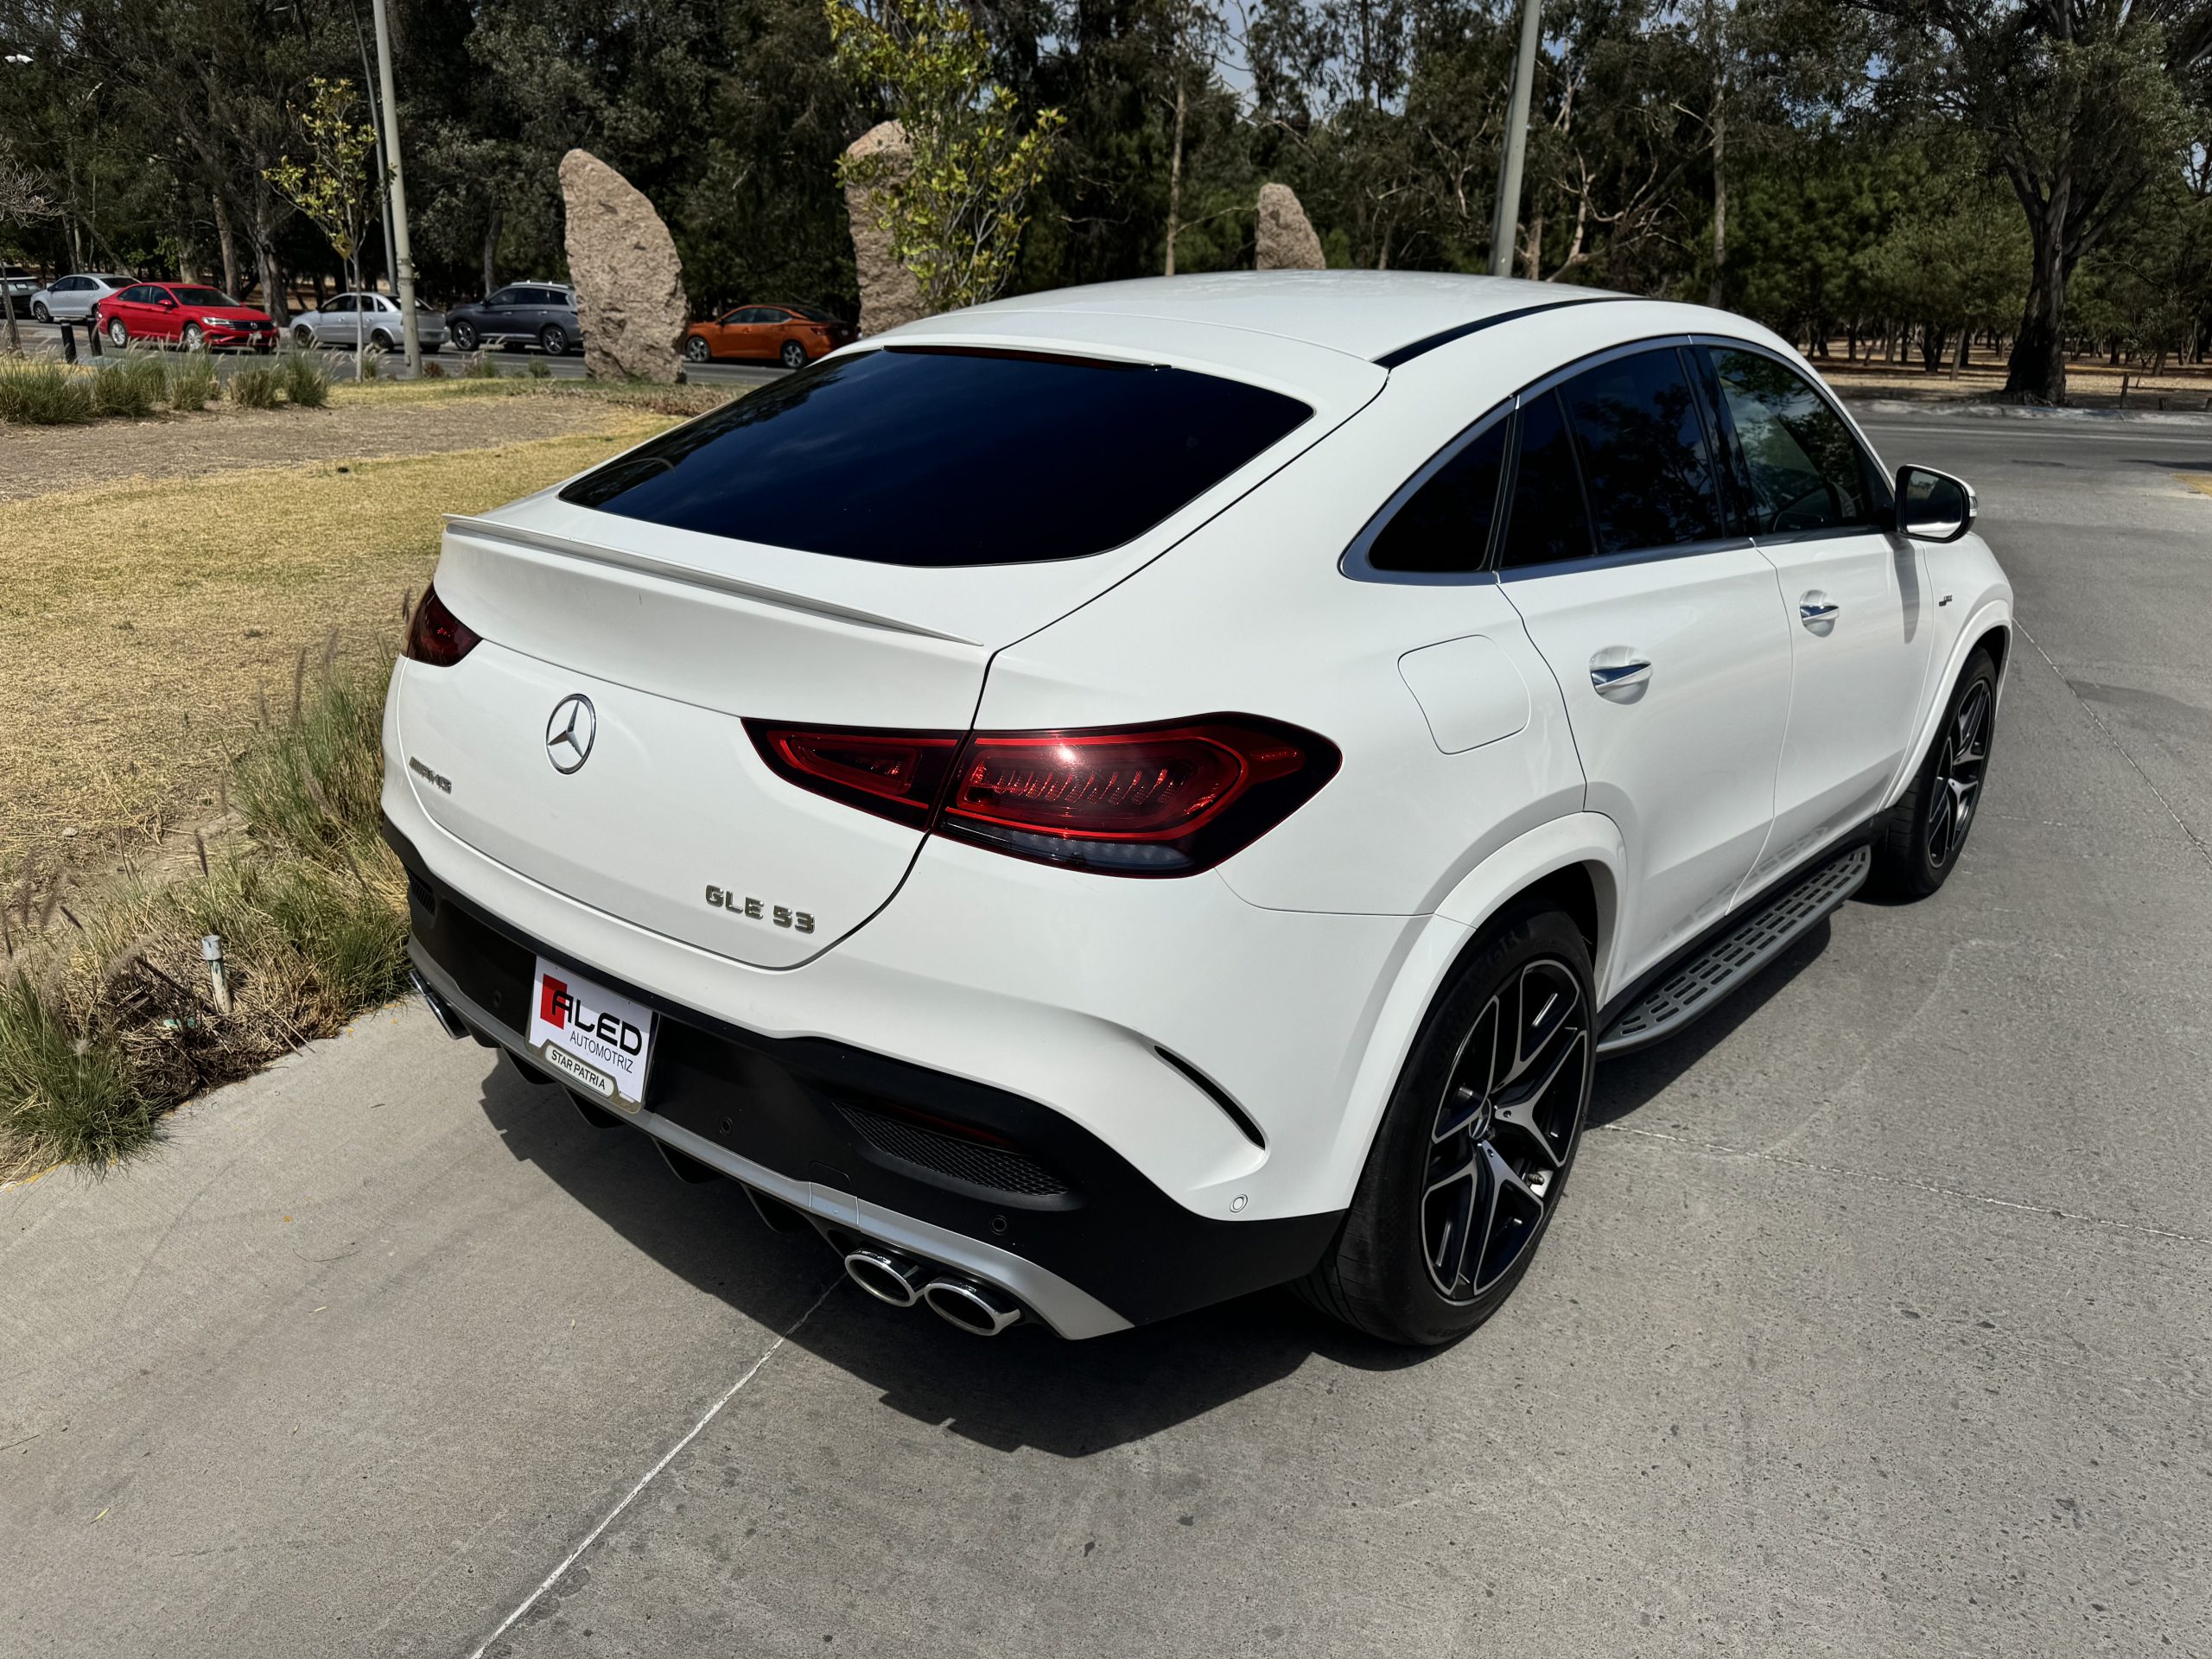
left=94, top=282, right=277, bottom=352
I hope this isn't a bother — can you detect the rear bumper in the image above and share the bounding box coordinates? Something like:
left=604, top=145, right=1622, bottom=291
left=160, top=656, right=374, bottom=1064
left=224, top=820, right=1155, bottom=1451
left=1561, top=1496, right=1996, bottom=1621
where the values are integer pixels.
left=385, top=817, right=1342, bottom=1336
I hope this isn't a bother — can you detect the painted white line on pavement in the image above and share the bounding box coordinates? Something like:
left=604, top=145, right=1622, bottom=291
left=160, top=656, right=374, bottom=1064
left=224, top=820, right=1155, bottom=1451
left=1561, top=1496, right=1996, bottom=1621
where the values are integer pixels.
left=466, top=1274, right=843, bottom=1658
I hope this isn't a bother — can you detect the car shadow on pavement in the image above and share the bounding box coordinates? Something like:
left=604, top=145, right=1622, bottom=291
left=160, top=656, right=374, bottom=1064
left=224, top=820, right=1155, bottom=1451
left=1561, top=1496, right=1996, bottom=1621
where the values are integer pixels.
left=1587, top=912, right=1837, bottom=1128
left=474, top=1061, right=1427, bottom=1459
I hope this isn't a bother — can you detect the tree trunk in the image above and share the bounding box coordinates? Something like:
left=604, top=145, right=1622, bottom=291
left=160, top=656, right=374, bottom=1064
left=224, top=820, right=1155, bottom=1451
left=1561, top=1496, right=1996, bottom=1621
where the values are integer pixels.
left=1522, top=210, right=1543, bottom=280
left=1707, top=95, right=1726, bottom=308
left=1163, top=74, right=1185, bottom=277
left=1921, top=324, right=1948, bottom=373
left=213, top=190, right=240, bottom=296
left=481, top=208, right=504, bottom=299
left=2004, top=207, right=2070, bottom=404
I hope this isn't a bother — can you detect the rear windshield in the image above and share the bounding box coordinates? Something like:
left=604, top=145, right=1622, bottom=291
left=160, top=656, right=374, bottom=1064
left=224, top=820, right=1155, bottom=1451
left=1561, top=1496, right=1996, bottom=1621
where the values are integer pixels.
left=559, top=346, right=1313, bottom=566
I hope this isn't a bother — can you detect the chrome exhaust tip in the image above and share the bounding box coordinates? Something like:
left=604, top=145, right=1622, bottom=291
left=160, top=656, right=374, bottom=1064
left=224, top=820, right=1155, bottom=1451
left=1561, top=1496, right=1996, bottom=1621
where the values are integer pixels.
left=921, top=1276, right=1023, bottom=1336
left=844, top=1248, right=929, bottom=1308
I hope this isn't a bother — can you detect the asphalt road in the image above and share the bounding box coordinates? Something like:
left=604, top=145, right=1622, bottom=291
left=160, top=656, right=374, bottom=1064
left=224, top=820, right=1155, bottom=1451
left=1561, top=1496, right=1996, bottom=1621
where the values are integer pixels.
left=4, top=409, right=2209, bottom=1657
left=0, top=315, right=786, bottom=389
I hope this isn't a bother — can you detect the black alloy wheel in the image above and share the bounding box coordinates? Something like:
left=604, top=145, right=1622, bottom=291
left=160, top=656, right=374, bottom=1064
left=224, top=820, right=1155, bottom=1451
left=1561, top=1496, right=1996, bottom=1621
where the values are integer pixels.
left=1420, top=957, right=1588, bottom=1305
left=539, top=323, right=567, bottom=355
left=1302, top=903, right=1594, bottom=1346
left=1871, top=648, right=1998, bottom=899
left=780, top=339, right=808, bottom=370
left=449, top=320, right=477, bottom=352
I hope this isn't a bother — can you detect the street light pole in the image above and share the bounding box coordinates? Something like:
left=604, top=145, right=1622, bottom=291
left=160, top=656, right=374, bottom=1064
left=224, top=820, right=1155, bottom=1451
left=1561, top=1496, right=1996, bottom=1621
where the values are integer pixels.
left=366, top=0, right=421, bottom=373
left=1487, top=0, right=1544, bottom=278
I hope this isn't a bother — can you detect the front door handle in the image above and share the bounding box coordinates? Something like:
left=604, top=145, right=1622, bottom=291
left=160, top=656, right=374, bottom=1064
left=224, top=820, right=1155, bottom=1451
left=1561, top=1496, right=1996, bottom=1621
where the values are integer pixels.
left=1799, top=591, right=1840, bottom=628
left=1589, top=658, right=1651, bottom=694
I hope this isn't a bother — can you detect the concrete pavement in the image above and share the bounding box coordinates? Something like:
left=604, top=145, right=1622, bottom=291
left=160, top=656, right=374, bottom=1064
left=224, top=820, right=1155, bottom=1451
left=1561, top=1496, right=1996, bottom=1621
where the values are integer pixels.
left=3, top=411, right=2209, bottom=1657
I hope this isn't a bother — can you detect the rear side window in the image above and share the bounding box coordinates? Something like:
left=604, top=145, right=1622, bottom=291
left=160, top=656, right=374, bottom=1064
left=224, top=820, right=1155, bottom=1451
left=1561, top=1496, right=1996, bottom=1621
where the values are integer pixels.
left=1707, top=347, right=1876, bottom=535
left=1498, top=392, right=1596, bottom=569
left=562, top=346, right=1313, bottom=567
left=1368, top=418, right=1509, bottom=574
left=1557, top=348, right=1725, bottom=555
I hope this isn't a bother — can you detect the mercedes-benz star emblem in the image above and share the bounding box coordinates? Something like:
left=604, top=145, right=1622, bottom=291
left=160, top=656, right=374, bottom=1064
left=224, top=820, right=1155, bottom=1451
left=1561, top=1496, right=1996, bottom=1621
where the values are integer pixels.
left=545, top=694, right=597, bottom=774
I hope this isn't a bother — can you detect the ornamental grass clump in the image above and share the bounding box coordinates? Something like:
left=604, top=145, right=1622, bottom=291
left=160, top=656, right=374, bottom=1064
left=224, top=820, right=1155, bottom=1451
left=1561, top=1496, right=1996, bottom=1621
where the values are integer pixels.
left=278, top=347, right=330, bottom=407
left=165, top=348, right=218, bottom=410
left=228, top=362, right=282, bottom=409
left=0, top=642, right=410, bottom=1180
left=91, top=350, right=166, bottom=418
left=0, top=356, right=98, bottom=424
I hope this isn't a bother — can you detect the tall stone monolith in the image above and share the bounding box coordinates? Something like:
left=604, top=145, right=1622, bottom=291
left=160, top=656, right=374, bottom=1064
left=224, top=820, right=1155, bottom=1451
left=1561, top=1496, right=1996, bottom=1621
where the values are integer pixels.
left=1256, top=183, right=1326, bottom=271
left=559, top=149, right=688, bottom=383
left=843, top=122, right=928, bottom=335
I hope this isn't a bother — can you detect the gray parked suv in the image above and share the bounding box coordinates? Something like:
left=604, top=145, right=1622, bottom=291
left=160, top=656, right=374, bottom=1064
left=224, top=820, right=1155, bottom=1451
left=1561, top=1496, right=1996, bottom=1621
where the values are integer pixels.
left=443, top=283, right=582, bottom=355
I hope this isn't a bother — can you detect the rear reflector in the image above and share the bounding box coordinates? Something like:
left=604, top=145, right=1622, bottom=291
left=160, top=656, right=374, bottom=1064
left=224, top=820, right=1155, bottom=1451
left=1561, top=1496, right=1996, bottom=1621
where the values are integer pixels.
left=403, top=583, right=481, bottom=668
left=745, top=715, right=1338, bottom=876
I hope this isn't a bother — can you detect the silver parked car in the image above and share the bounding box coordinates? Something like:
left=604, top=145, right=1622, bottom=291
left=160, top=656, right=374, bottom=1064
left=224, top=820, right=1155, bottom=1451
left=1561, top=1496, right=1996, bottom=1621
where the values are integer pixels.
left=289, top=291, right=447, bottom=353
left=28, top=273, right=135, bottom=323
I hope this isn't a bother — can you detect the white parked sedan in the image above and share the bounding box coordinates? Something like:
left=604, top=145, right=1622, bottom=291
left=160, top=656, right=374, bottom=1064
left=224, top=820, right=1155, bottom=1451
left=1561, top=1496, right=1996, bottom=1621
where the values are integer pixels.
left=289, top=291, right=445, bottom=353
left=27, top=272, right=136, bottom=323
left=382, top=272, right=2010, bottom=1347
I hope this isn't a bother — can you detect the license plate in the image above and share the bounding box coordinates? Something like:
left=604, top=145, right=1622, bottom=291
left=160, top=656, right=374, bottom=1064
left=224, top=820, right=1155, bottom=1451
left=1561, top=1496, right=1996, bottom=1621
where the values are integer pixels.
left=525, top=957, right=656, bottom=1111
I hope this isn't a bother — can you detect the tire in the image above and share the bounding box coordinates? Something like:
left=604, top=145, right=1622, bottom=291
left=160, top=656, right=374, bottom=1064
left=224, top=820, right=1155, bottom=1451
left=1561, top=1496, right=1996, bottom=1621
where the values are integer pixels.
left=181, top=322, right=204, bottom=351
left=539, top=323, right=567, bottom=355
left=1870, top=649, right=1997, bottom=900
left=292, top=323, right=316, bottom=349
left=370, top=329, right=395, bottom=352
left=779, top=339, right=808, bottom=370
left=31, top=301, right=49, bottom=322
left=683, top=334, right=711, bottom=363
left=449, top=321, right=478, bottom=352
left=106, top=317, right=129, bottom=347
left=1301, top=902, right=1595, bottom=1346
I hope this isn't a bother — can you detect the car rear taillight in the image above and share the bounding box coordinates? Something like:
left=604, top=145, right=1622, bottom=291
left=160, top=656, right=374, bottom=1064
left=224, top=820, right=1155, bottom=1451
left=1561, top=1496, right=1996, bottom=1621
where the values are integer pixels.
left=403, top=583, right=481, bottom=667
left=744, top=716, right=1338, bottom=876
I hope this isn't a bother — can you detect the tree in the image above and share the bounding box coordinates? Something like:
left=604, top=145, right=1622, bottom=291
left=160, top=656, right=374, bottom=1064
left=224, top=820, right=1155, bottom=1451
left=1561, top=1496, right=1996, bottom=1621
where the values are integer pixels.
left=1861, top=0, right=2212, bottom=402
left=0, top=136, right=56, bottom=351
left=264, top=74, right=384, bottom=367
left=828, top=0, right=1065, bottom=312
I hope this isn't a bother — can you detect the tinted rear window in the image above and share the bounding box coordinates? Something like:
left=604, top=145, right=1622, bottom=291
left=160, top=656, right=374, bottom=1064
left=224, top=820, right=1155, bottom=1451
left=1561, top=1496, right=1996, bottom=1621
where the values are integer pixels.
left=560, top=346, right=1313, bottom=566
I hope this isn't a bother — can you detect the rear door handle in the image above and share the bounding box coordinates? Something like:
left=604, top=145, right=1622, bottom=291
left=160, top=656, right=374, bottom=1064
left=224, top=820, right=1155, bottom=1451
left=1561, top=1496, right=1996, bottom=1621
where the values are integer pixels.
left=1589, top=658, right=1651, bottom=693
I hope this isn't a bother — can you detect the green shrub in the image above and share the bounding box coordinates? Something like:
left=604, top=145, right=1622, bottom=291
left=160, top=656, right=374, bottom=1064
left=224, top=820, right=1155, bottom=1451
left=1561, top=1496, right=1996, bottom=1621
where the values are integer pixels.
left=228, top=363, right=281, bottom=409
left=92, top=351, right=166, bottom=418
left=231, top=640, right=389, bottom=858
left=166, top=348, right=219, bottom=410
left=460, top=350, right=499, bottom=379
left=525, top=355, right=551, bottom=379
left=278, top=348, right=330, bottom=408
left=0, top=356, right=98, bottom=424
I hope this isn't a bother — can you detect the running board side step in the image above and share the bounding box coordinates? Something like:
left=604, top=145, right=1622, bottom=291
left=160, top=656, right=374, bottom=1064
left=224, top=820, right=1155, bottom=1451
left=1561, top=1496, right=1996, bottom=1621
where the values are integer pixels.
left=1596, top=846, right=1871, bottom=1058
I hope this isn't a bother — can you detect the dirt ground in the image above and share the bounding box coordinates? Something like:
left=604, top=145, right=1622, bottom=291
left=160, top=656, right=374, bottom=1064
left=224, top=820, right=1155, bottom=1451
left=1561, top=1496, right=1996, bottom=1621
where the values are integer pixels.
left=0, top=382, right=651, bottom=502
left=1821, top=355, right=2212, bottom=410
left=0, top=387, right=689, bottom=878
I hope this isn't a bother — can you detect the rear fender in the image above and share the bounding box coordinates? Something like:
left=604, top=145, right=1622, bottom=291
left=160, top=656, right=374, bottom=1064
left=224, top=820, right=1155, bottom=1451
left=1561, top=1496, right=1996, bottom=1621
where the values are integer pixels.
left=1316, top=812, right=1625, bottom=1212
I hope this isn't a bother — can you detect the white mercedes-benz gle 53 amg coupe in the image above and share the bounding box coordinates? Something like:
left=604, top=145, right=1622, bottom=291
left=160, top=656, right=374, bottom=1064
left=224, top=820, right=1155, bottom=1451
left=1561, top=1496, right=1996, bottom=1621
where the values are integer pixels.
left=385, top=272, right=2010, bottom=1346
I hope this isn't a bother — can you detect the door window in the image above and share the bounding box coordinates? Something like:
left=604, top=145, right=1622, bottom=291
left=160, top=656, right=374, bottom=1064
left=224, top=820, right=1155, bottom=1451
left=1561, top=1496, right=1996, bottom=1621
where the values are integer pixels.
left=118, top=285, right=156, bottom=304
left=1705, top=348, right=1877, bottom=535
left=1557, top=348, right=1726, bottom=555
left=1367, top=417, right=1509, bottom=574
left=487, top=287, right=523, bottom=307
left=327, top=296, right=356, bottom=314
left=1497, top=391, right=1597, bottom=569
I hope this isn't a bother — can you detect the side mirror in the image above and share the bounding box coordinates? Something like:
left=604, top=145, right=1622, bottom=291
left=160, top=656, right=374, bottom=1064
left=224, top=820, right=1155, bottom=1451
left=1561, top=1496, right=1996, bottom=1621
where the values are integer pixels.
left=158, top=296, right=177, bottom=309
left=1894, top=464, right=1975, bottom=543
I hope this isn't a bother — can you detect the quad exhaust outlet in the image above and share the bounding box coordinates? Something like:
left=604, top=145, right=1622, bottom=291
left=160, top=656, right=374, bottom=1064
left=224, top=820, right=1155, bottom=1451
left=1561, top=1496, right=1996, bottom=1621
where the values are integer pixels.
left=841, top=1247, right=1024, bottom=1334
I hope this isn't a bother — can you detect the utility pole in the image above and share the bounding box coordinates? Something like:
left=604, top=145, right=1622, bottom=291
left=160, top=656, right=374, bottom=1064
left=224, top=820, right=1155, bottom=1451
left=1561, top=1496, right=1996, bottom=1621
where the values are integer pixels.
left=347, top=0, right=399, bottom=296
left=1488, top=0, right=1544, bottom=278
left=367, top=0, right=421, bottom=372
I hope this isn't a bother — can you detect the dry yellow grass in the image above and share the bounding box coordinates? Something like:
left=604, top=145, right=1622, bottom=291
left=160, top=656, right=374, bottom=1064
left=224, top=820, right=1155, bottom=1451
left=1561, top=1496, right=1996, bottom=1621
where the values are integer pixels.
left=0, top=405, right=678, bottom=870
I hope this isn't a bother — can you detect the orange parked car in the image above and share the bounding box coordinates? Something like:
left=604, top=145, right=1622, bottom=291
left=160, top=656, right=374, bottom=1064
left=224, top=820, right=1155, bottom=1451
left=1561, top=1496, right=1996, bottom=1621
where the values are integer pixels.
left=682, top=303, right=859, bottom=370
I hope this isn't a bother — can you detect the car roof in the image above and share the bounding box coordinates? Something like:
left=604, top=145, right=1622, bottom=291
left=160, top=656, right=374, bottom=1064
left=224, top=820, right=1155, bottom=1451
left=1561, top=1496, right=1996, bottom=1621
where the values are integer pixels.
left=924, top=271, right=1632, bottom=365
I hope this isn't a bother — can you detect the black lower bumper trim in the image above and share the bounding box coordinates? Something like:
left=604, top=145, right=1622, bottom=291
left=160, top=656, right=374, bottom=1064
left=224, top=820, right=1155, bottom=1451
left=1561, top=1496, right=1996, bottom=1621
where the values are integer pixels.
left=382, top=817, right=1342, bottom=1328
